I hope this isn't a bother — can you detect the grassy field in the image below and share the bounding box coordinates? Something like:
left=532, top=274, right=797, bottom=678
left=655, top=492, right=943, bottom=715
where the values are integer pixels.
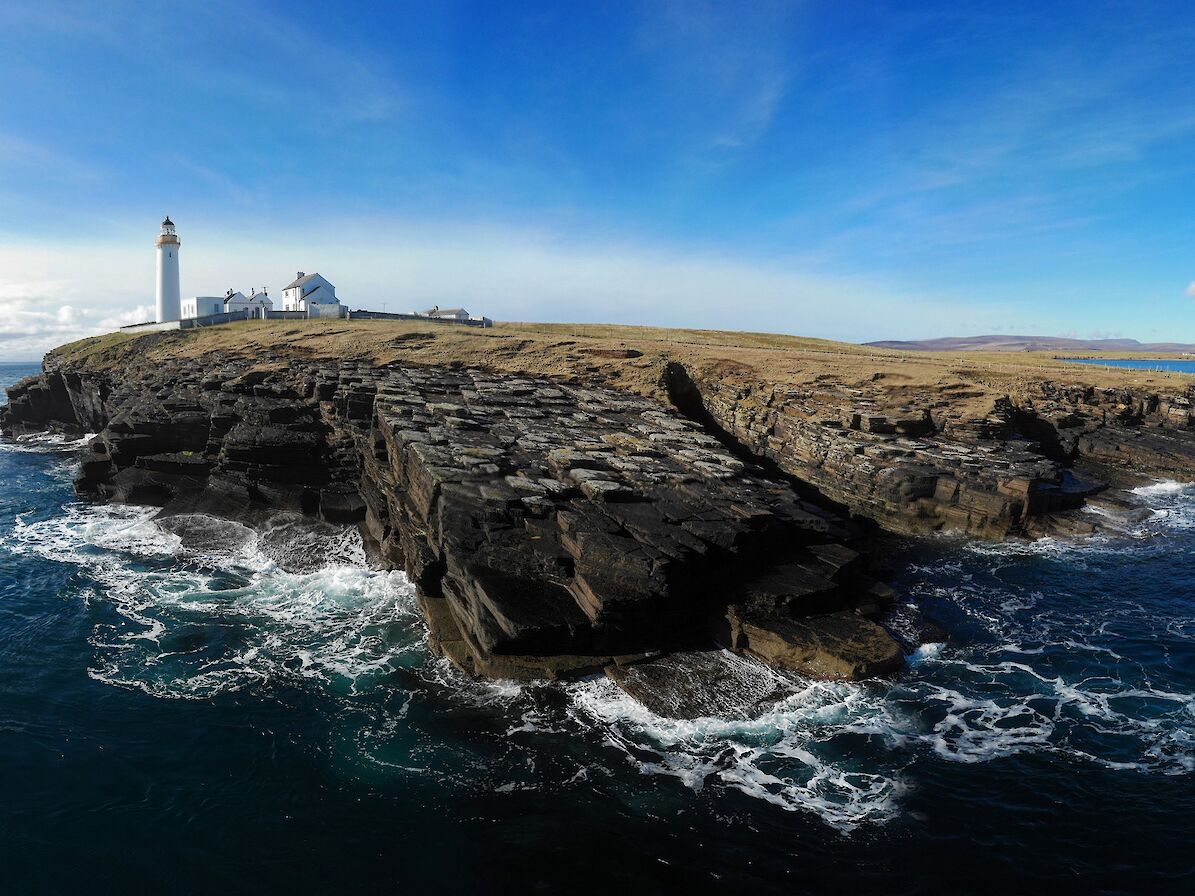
left=46, top=319, right=1195, bottom=409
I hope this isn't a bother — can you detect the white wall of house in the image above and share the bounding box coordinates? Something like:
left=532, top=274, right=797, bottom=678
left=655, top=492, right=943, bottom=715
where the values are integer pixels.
left=307, top=302, right=346, bottom=319
left=180, top=296, right=225, bottom=319
left=299, top=284, right=337, bottom=305
left=225, top=292, right=274, bottom=318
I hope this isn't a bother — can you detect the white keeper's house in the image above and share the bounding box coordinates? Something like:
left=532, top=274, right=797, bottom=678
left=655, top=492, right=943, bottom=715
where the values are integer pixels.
left=181, top=288, right=273, bottom=320
left=282, top=272, right=343, bottom=318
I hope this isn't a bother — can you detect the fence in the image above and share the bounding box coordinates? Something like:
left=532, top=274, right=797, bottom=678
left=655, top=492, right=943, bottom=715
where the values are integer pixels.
left=345, top=310, right=493, bottom=327
left=121, top=307, right=492, bottom=333
left=121, top=310, right=250, bottom=333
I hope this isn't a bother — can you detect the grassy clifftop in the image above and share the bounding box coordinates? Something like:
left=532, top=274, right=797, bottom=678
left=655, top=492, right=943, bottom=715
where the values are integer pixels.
left=46, top=319, right=1194, bottom=412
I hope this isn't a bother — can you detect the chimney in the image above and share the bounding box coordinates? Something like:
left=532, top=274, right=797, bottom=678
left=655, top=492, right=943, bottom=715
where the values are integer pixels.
left=296, top=271, right=305, bottom=280
left=250, top=287, right=255, bottom=296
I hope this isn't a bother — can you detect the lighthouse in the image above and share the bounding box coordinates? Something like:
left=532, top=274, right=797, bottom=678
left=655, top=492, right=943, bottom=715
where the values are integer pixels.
left=155, top=216, right=181, bottom=322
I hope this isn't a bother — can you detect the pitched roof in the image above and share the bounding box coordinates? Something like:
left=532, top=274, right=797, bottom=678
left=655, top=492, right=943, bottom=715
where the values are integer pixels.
left=431, top=308, right=468, bottom=316
left=284, top=272, right=321, bottom=291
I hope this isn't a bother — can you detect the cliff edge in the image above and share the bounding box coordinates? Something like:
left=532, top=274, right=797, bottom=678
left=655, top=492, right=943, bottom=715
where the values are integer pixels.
left=5, top=321, right=1195, bottom=701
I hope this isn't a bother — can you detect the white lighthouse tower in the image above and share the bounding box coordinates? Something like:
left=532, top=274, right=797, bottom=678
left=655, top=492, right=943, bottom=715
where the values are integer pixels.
left=155, top=216, right=181, bottom=322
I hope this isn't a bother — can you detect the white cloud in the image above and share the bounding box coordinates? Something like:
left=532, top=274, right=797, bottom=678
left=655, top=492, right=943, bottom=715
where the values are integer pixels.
left=0, top=267, right=154, bottom=358
left=55, top=305, right=82, bottom=325
left=1186, top=281, right=1195, bottom=298
left=0, top=216, right=1010, bottom=360
left=0, top=298, right=109, bottom=358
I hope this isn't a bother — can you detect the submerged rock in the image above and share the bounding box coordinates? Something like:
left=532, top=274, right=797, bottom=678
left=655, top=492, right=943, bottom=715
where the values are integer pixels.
left=729, top=610, right=905, bottom=681
left=605, top=650, right=794, bottom=720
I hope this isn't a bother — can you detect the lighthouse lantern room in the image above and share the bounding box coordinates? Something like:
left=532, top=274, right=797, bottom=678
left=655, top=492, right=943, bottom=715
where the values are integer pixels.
left=155, top=216, right=181, bottom=322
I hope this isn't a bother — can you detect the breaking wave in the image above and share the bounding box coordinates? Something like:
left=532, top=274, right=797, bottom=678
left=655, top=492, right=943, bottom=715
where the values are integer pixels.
left=1130, top=479, right=1195, bottom=497
left=3, top=504, right=421, bottom=699
left=0, top=431, right=93, bottom=453
left=565, top=667, right=907, bottom=831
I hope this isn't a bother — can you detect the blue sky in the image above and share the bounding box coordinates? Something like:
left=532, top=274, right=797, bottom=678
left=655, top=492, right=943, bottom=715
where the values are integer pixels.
left=1, top=0, right=1194, bottom=357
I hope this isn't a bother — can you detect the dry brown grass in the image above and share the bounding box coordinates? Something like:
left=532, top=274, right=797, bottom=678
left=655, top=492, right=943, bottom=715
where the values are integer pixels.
left=48, top=319, right=1195, bottom=412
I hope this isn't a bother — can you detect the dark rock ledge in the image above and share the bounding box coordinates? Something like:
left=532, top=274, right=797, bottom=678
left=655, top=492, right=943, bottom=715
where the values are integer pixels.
left=1, top=355, right=903, bottom=691
left=668, top=363, right=1195, bottom=538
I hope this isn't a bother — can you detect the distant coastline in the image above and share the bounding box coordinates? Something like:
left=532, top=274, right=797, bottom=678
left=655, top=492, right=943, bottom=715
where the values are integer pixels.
left=1062, top=357, right=1195, bottom=373
left=867, top=334, right=1195, bottom=354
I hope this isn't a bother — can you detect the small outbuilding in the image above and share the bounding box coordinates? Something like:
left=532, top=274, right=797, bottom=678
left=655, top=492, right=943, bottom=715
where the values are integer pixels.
left=421, top=306, right=471, bottom=321
left=180, top=296, right=225, bottom=319
left=224, top=288, right=273, bottom=319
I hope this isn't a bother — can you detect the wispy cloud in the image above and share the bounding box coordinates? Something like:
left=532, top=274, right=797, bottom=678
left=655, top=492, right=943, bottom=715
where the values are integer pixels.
left=842, top=35, right=1195, bottom=217
left=0, top=134, right=104, bottom=185
left=186, top=0, right=405, bottom=126
left=170, top=157, right=258, bottom=207
left=1, top=0, right=405, bottom=128
left=636, top=0, right=796, bottom=152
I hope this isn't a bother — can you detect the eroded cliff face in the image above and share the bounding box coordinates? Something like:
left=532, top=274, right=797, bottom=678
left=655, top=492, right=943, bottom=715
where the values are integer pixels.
left=667, top=363, right=1195, bottom=538
left=10, top=347, right=1193, bottom=690
left=1, top=356, right=902, bottom=686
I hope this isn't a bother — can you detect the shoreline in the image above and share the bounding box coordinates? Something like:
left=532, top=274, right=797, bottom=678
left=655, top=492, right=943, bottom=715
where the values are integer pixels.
left=6, top=322, right=1195, bottom=706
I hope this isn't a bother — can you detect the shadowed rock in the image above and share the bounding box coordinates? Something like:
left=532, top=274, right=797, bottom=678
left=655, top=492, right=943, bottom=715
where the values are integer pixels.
left=2, top=355, right=903, bottom=688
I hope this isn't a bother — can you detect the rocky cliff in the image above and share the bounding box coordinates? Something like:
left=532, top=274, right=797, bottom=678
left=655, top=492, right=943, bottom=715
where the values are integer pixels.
left=1, top=353, right=902, bottom=689
left=7, top=328, right=1195, bottom=696
left=665, top=363, right=1195, bottom=538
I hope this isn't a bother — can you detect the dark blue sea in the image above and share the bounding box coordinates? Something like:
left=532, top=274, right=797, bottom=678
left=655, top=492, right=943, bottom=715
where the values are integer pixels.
left=1067, top=358, right=1195, bottom=374
left=1, top=360, right=1192, bottom=894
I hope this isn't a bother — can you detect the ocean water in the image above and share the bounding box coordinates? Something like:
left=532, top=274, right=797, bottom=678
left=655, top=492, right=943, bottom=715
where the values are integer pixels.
left=1066, top=357, right=1195, bottom=373
left=0, top=360, right=1192, bottom=894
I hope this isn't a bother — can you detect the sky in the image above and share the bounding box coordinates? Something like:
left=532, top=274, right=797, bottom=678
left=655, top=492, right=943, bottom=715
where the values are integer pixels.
left=1, top=0, right=1194, bottom=358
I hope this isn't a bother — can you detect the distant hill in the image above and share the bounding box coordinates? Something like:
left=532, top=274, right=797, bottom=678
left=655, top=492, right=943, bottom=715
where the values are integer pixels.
left=864, top=335, right=1195, bottom=354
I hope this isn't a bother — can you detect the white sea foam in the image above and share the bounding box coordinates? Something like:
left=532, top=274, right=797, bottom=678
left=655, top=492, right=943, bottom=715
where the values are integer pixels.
left=0, top=431, right=93, bottom=453
left=5, top=493, right=1192, bottom=830
left=898, top=604, right=1195, bottom=775
left=908, top=642, right=943, bottom=666
left=1130, top=479, right=1195, bottom=497
left=553, top=618, right=1192, bottom=829
left=564, top=671, right=909, bottom=832
left=8, top=503, right=183, bottom=561
left=2, top=503, right=421, bottom=699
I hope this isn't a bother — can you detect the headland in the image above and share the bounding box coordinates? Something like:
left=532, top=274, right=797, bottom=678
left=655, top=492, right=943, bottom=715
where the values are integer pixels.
left=5, top=320, right=1195, bottom=711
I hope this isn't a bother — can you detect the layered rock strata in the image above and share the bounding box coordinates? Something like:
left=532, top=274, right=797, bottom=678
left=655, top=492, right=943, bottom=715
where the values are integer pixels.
left=2, top=356, right=902, bottom=683
left=669, top=364, right=1195, bottom=538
